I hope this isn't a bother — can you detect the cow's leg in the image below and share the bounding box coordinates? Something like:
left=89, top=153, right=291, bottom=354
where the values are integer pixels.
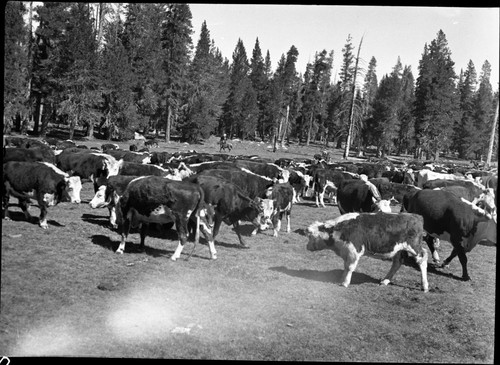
left=273, top=213, right=281, bottom=237
left=341, top=245, right=363, bottom=288
left=2, top=189, right=10, bottom=219
left=416, top=249, right=429, bottom=292
left=315, top=192, right=320, bottom=207
left=233, top=221, right=249, bottom=247
left=444, top=246, right=470, bottom=281
left=139, top=223, right=149, bottom=249
left=116, top=218, right=131, bottom=254
left=319, top=190, right=327, bottom=208
left=425, top=235, right=440, bottom=263
left=212, top=215, right=223, bottom=240
left=19, top=198, right=32, bottom=221
left=171, top=217, right=189, bottom=261
left=286, top=211, right=291, bottom=233
left=198, top=222, right=217, bottom=260
left=381, top=251, right=404, bottom=286
left=38, top=204, right=49, bottom=229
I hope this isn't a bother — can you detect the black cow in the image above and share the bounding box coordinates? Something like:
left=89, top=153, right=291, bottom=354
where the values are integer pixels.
left=115, top=176, right=215, bottom=261
left=337, top=179, right=392, bottom=214
left=119, top=161, right=170, bottom=177
left=3, top=146, right=56, bottom=164
left=186, top=175, right=271, bottom=247
left=404, top=189, right=496, bottom=281
left=106, top=150, right=151, bottom=164
left=3, top=161, right=74, bottom=229
left=197, top=168, right=274, bottom=199
left=306, top=212, right=429, bottom=292
left=233, top=160, right=288, bottom=182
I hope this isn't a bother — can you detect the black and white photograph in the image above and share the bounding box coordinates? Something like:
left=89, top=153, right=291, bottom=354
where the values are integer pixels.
left=2, top=3, right=498, bottom=362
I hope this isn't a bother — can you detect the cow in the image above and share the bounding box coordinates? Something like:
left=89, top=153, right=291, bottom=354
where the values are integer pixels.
left=287, top=169, right=312, bottom=203
left=404, top=189, right=496, bottom=281
left=115, top=176, right=216, bottom=260
left=3, top=161, right=82, bottom=228
left=233, top=160, right=289, bottom=182
left=89, top=175, right=139, bottom=228
left=101, top=143, right=120, bottom=152
left=306, top=212, right=429, bottom=292
left=3, top=146, right=56, bottom=164
left=312, top=168, right=346, bottom=207
left=386, top=183, right=421, bottom=205
left=145, top=139, right=159, bottom=148
left=197, top=169, right=274, bottom=200
left=417, top=169, right=464, bottom=188
left=186, top=175, right=271, bottom=247
left=118, top=161, right=171, bottom=177
left=106, top=150, right=151, bottom=164
left=337, top=179, right=392, bottom=214
left=56, top=150, right=123, bottom=191
left=261, top=183, right=294, bottom=237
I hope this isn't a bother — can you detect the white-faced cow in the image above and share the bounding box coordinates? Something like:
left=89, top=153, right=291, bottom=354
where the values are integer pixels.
left=306, top=212, right=429, bottom=292
left=260, top=183, right=294, bottom=237
left=89, top=175, right=139, bottom=228
left=115, top=176, right=216, bottom=261
left=3, top=161, right=82, bottom=229
left=56, top=150, right=123, bottom=192
left=337, top=179, right=392, bottom=215
left=312, top=168, right=346, bottom=207
left=404, top=189, right=496, bottom=281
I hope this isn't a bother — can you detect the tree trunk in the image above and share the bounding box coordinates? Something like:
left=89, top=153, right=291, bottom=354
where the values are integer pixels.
left=280, top=105, right=290, bottom=147
left=306, top=112, right=314, bottom=146
left=86, top=121, right=94, bottom=139
left=343, top=36, right=363, bottom=160
left=33, top=96, right=42, bottom=134
left=486, top=100, right=499, bottom=167
left=69, top=117, right=77, bottom=140
left=165, top=105, right=172, bottom=142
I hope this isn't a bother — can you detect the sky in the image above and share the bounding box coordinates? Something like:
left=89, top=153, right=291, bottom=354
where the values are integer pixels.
left=190, top=4, right=500, bottom=88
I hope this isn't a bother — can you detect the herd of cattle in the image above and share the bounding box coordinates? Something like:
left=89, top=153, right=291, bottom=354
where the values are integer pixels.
left=3, top=136, right=498, bottom=292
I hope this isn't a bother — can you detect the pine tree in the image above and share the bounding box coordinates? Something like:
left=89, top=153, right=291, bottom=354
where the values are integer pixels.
left=222, top=38, right=258, bottom=139
left=414, top=30, right=460, bottom=160
left=358, top=56, right=378, bottom=155
left=183, top=21, right=228, bottom=141
left=249, top=38, right=268, bottom=140
left=4, top=1, right=29, bottom=133
left=469, top=61, right=495, bottom=159
left=455, top=60, right=477, bottom=158
left=160, top=3, right=193, bottom=142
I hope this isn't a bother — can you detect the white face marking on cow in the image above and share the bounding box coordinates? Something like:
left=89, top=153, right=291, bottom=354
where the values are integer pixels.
left=65, top=176, right=82, bottom=203
left=373, top=199, right=392, bottom=213
left=89, top=185, right=107, bottom=208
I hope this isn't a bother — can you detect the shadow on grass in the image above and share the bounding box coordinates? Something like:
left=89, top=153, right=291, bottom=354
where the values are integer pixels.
left=269, top=266, right=380, bottom=286
left=81, top=213, right=113, bottom=229
left=3, top=211, right=64, bottom=228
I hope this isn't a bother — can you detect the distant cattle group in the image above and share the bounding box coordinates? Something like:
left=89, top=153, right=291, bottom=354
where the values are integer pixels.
left=2, top=135, right=497, bottom=292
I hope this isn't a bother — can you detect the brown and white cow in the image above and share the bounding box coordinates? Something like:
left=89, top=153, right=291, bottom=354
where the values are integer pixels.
left=306, top=212, right=429, bottom=292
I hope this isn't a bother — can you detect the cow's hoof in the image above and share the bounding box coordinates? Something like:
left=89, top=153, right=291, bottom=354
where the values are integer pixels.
left=240, top=243, right=250, bottom=249
left=40, top=223, right=49, bottom=229
left=170, top=256, right=178, bottom=261
left=210, top=255, right=217, bottom=260
left=115, top=250, right=124, bottom=255
left=380, top=279, right=390, bottom=286
left=462, top=276, right=471, bottom=281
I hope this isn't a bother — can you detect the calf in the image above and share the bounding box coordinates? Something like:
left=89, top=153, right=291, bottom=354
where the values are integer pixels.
left=306, top=212, right=429, bottom=292
left=3, top=161, right=81, bottom=228
left=312, top=168, right=346, bottom=207
left=261, top=183, right=294, bottom=237
left=404, top=189, right=496, bottom=281
left=187, top=175, right=270, bottom=247
left=115, top=176, right=215, bottom=261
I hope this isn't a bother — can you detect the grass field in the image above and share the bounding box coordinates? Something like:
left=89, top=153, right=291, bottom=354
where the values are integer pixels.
left=0, top=137, right=496, bottom=361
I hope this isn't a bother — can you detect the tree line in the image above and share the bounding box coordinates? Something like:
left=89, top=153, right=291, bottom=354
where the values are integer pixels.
left=4, top=3, right=498, bottom=160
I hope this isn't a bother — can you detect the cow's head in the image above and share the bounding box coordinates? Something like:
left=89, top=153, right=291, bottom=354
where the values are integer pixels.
left=371, top=197, right=392, bottom=213
left=64, top=176, right=82, bottom=203
left=278, top=169, right=290, bottom=183
left=253, top=197, right=274, bottom=231
left=103, top=157, right=123, bottom=178
left=89, top=185, right=110, bottom=209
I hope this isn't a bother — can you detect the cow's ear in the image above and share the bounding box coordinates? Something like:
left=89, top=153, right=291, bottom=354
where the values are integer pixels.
left=118, top=159, right=124, bottom=168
